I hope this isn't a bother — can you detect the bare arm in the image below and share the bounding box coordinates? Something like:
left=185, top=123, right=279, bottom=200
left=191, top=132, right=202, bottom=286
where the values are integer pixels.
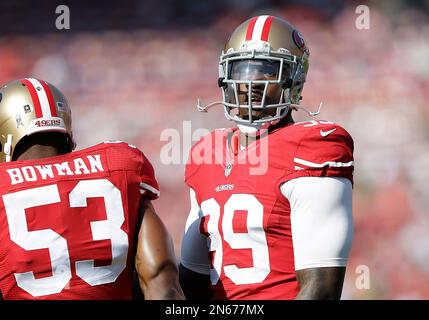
left=295, top=267, right=346, bottom=300
left=135, top=199, right=185, bottom=300
left=282, top=177, right=353, bottom=300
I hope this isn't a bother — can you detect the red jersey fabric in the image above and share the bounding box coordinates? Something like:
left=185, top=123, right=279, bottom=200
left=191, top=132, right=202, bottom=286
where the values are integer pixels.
left=185, top=120, right=354, bottom=299
left=0, top=142, right=158, bottom=300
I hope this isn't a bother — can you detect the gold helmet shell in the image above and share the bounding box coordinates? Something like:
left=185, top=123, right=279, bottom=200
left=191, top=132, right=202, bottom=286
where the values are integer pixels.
left=223, top=15, right=309, bottom=64
left=0, top=78, right=75, bottom=162
left=218, top=15, right=310, bottom=126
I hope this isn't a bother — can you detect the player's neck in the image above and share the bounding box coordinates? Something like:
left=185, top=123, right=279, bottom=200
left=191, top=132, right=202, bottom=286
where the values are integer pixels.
left=16, top=144, right=63, bottom=161
left=238, top=113, right=294, bottom=149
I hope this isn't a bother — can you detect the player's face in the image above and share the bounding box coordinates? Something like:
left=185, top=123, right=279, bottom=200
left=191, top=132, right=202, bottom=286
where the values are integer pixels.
left=227, top=59, right=288, bottom=120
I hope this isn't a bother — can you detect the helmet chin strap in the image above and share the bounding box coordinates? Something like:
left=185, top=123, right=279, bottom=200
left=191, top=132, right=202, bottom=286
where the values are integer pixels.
left=290, top=102, right=323, bottom=117
left=197, top=98, right=323, bottom=139
left=196, top=98, right=224, bottom=113
left=197, top=98, right=323, bottom=118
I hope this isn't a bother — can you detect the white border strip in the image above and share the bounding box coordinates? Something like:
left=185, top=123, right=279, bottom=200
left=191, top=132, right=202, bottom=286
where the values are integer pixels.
left=140, top=182, right=160, bottom=197
left=294, top=157, right=354, bottom=168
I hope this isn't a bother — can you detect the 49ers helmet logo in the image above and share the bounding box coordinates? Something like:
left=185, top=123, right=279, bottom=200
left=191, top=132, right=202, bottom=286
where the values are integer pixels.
left=292, top=29, right=306, bottom=52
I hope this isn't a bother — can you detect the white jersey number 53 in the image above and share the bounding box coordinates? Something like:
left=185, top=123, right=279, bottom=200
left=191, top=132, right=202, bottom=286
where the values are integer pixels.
left=2, top=179, right=128, bottom=297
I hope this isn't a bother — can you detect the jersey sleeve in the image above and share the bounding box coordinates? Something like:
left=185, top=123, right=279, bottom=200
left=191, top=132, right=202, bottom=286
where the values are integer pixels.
left=138, top=152, right=160, bottom=200
left=180, top=188, right=210, bottom=275
left=282, top=123, right=354, bottom=184
left=184, top=155, right=197, bottom=190
left=281, top=176, right=354, bottom=270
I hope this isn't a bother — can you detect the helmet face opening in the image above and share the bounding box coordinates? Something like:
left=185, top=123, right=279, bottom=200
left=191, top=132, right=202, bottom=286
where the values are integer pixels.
left=220, top=50, right=299, bottom=125
left=228, top=59, right=285, bottom=81
left=224, top=58, right=293, bottom=123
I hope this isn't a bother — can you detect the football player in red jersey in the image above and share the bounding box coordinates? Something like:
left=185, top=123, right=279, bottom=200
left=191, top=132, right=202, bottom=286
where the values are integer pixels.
left=179, top=16, right=354, bottom=300
left=0, top=78, right=184, bottom=300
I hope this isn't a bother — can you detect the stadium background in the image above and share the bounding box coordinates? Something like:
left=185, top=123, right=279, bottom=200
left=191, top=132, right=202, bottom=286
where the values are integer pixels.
left=0, top=0, right=428, bottom=299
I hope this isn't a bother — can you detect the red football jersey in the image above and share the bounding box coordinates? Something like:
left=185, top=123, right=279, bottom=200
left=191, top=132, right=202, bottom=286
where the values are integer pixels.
left=185, top=120, right=354, bottom=299
left=0, top=142, right=159, bottom=300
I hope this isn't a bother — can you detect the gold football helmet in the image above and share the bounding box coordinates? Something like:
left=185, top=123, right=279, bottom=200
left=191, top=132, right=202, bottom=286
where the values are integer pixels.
left=0, top=78, right=76, bottom=162
left=198, top=15, right=313, bottom=128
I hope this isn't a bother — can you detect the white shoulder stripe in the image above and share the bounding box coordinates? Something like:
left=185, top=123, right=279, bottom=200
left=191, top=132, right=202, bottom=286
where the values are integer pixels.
left=294, top=157, right=354, bottom=168
left=139, top=182, right=160, bottom=196
left=26, top=78, right=52, bottom=117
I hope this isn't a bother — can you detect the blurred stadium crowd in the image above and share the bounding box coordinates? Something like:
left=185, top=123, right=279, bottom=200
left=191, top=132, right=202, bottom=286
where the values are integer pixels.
left=0, top=0, right=428, bottom=299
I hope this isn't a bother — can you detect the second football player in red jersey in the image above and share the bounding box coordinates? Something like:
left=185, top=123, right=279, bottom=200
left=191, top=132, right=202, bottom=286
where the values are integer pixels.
left=180, top=16, right=354, bottom=299
left=0, top=78, right=184, bottom=300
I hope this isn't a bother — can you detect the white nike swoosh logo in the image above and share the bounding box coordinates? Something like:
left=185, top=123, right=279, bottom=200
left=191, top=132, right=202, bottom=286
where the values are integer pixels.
left=320, top=128, right=337, bottom=137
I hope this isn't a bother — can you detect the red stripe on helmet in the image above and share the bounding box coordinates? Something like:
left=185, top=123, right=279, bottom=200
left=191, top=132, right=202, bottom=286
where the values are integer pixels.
left=20, top=79, right=42, bottom=118
left=39, top=79, right=58, bottom=117
left=245, top=16, right=258, bottom=41
left=260, top=16, right=274, bottom=41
